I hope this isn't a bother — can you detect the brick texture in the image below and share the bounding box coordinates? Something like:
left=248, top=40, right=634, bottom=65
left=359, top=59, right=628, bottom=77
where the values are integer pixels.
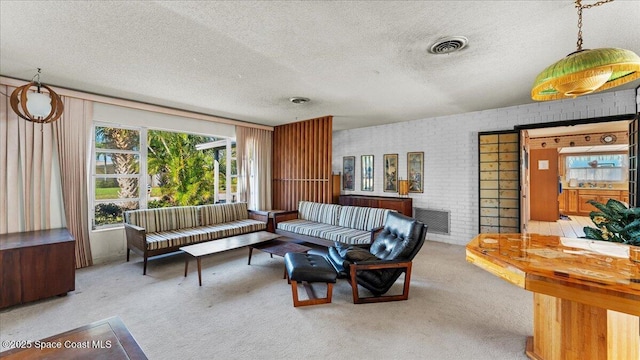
left=333, top=89, right=637, bottom=245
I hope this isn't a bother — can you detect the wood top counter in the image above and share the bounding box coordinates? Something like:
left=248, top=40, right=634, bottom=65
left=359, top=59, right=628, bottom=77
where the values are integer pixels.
left=466, top=233, right=640, bottom=316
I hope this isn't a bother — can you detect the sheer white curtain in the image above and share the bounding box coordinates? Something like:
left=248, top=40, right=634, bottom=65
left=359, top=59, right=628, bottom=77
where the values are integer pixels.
left=1, top=84, right=55, bottom=233
left=236, top=126, right=272, bottom=210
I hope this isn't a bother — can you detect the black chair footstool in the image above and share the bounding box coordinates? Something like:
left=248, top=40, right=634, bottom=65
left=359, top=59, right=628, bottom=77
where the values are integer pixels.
left=284, top=253, right=337, bottom=307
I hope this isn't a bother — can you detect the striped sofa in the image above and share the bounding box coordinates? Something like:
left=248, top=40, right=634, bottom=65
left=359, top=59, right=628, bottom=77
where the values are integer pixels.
left=274, top=201, right=393, bottom=247
left=124, top=202, right=267, bottom=274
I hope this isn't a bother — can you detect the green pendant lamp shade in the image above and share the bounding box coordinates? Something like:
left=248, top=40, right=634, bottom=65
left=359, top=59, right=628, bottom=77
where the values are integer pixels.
left=531, top=0, right=640, bottom=101
left=532, top=47, right=640, bottom=101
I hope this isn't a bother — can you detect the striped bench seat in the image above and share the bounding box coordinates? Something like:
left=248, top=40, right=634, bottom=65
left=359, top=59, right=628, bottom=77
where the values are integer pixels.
left=124, top=203, right=267, bottom=274
left=274, top=201, right=392, bottom=247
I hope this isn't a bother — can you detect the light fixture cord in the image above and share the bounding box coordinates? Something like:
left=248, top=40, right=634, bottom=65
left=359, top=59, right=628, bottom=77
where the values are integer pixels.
left=575, top=0, right=614, bottom=51
left=31, top=68, right=43, bottom=93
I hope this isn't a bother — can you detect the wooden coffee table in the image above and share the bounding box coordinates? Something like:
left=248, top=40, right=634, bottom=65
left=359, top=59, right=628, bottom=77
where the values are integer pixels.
left=247, top=239, right=312, bottom=278
left=180, top=231, right=281, bottom=286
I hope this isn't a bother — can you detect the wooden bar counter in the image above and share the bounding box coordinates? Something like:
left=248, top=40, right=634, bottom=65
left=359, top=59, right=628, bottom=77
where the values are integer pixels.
left=466, top=233, right=640, bottom=360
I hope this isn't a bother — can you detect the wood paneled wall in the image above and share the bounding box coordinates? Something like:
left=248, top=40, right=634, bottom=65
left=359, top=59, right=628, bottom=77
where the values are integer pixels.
left=272, top=116, right=333, bottom=210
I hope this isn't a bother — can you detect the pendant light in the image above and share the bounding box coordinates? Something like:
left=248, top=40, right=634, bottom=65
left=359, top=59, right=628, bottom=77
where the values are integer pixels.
left=10, top=68, right=64, bottom=123
left=531, top=0, right=640, bottom=101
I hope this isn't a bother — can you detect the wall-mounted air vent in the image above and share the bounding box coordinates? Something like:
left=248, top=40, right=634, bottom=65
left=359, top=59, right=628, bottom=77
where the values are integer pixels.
left=414, top=208, right=450, bottom=235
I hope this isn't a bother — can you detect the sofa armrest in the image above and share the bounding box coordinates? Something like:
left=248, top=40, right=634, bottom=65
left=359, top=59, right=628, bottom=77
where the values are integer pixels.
left=124, top=223, right=146, bottom=251
left=248, top=210, right=269, bottom=223
left=273, top=210, right=299, bottom=227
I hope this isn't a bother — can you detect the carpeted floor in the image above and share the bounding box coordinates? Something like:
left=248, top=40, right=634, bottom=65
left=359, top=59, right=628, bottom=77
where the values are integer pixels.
left=0, top=241, right=532, bottom=359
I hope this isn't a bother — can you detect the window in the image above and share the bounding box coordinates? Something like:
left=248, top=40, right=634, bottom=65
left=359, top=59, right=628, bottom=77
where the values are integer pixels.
left=91, top=125, right=236, bottom=229
left=92, top=125, right=143, bottom=228
left=565, top=153, right=627, bottom=183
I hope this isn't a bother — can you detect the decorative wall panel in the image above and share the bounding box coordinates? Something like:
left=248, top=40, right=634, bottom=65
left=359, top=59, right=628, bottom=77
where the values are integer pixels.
left=479, top=131, right=520, bottom=233
left=272, top=116, right=333, bottom=210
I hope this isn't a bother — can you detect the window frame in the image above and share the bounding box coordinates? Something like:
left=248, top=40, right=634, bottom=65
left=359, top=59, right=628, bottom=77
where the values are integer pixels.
left=91, top=123, right=146, bottom=229
left=91, top=124, right=236, bottom=230
left=563, top=151, right=628, bottom=183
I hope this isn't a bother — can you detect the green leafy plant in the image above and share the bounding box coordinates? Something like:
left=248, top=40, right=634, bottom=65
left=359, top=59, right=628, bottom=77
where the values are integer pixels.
left=583, top=198, right=640, bottom=246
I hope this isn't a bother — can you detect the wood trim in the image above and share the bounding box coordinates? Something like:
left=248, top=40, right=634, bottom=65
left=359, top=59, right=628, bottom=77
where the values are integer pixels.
left=0, top=76, right=273, bottom=131
left=529, top=131, right=628, bottom=150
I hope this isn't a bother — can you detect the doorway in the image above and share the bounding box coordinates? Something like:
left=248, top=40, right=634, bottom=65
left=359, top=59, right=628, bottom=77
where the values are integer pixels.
left=520, top=119, right=631, bottom=235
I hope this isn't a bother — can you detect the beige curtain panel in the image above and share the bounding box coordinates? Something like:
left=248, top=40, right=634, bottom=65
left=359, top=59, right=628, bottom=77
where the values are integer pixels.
left=236, top=126, right=273, bottom=211
left=1, top=84, right=93, bottom=268
left=1, top=84, right=55, bottom=233
left=55, top=96, right=93, bottom=268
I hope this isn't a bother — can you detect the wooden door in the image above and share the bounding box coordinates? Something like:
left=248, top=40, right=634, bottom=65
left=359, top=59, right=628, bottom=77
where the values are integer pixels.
left=530, top=148, right=559, bottom=221
left=520, top=130, right=530, bottom=232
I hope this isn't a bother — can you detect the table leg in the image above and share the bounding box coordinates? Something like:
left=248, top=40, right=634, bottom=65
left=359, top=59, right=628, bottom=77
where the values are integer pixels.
left=197, top=258, right=202, bottom=287
left=184, top=255, right=189, bottom=277
left=248, top=247, right=253, bottom=265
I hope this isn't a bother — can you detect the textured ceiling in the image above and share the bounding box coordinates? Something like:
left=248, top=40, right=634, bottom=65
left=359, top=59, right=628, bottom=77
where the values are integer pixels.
left=1, top=1, right=639, bottom=131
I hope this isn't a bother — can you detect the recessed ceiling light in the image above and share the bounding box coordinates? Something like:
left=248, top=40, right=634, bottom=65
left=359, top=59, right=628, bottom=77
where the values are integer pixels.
left=289, top=97, right=310, bottom=104
left=429, top=36, right=469, bottom=54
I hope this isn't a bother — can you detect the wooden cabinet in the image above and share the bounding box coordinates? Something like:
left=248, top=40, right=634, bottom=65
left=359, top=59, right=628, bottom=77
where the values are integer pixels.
left=0, top=228, right=75, bottom=309
left=563, top=189, right=628, bottom=216
left=566, top=189, right=578, bottom=213
left=338, top=195, right=413, bottom=217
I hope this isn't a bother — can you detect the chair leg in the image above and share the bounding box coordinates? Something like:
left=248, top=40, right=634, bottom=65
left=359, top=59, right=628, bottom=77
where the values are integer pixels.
left=126, top=248, right=130, bottom=262
left=349, top=263, right=413, bottom=304
left=290, top=280, right=334, bottom=307
left=143, top=255, right=148, bottom=275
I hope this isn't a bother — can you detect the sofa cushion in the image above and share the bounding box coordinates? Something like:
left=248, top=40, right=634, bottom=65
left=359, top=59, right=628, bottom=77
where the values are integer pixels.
left=198, top=219, right=266, bottom=238
left=199, top=202, right=249, bottom=225
left=125, top=206, right=199, bottom=233
left=145, top=219, right=266, bottom=251
left=277, top=219, right=372, bottom=245
left=145, top=227, right=210, bottom=251
left=338, top=206, right=390, bottom=231
left=320, top=227, right=372, bottom=245
left=298, top=201, right=341, bottom=226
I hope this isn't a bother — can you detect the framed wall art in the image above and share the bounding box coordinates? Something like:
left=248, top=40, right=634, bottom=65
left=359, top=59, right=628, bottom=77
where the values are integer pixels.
left=342, top=156, right=355, bottom=190
left=361, top=155, right=374, bottom=191
left=383, top=154, right=398, bottom=192
left=407, top=152, right=424, bottom=193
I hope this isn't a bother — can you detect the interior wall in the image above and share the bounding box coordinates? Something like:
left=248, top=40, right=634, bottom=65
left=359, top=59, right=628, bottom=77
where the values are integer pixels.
left=332, top=89, right=637, bottom=246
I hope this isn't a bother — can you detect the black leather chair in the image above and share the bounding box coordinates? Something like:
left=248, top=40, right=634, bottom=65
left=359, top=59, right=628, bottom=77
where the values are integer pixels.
left=327, top=211, right=428, bottom=304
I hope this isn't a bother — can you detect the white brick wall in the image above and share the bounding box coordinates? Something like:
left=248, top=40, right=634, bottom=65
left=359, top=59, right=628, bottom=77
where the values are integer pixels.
left=333, top=89, right=637, bottom=245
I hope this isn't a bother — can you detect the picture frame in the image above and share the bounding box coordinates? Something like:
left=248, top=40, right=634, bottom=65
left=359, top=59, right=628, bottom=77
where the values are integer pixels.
left=342, top=156, right=355, bottom=191
left=361, top=155, right=374, bottom=191
left=407, top=152, right=424, bottom=193
left=383, top=154, right=398, bottom=192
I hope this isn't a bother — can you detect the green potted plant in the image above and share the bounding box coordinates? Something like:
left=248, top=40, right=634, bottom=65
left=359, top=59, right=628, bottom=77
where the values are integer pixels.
left=583, top=198, right=640, bottom=248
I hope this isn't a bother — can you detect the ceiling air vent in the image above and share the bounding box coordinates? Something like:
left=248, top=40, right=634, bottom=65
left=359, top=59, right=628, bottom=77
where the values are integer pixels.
left=289, top=97, right=310, bottom=104
left=429, top=36, right=469, bottom=54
